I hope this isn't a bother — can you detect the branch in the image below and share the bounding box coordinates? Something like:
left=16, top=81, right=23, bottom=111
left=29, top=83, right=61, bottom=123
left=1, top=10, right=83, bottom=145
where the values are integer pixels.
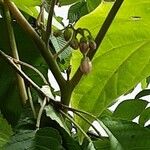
left=27, top=87, right=37, bottom=119
left=70, top=0, right=124, bottom=89
left=60, top=103, right=97, bottom=120
left=14, top=59, right=49, bottom=85
left=36, top=97, right=47, bottom=128
left=0, top=49, right=62, bottom=108
left=36, top=1, right=45, bottom=28
left=60, top=110, right=92, bottom=143
left=2, top=2, right=27, bottom=104
left=45, top=0, right=57, bottom=45
left=3, top=0, right=66, bottom=89
left=74, top=111, right=101, bottom=137
left=0, top=50, right=45, bottom=97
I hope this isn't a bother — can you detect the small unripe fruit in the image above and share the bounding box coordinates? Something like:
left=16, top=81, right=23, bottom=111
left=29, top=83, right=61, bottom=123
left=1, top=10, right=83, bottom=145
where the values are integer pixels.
left=53, top=30, right=62, bottom=37
left=89, top=40, right=97, bottom=50
left=80, top=57, right=92, bottom=75
left=70, top=38, right=79, bottom=50
left=79, top=37, right=89, bottom=54
left=64, top=28, right=73, bottom=41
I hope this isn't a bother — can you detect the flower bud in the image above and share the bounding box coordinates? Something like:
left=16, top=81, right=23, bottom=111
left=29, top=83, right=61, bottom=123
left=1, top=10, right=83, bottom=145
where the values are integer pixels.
left=79, top=37, right=89, bottom=54
left=64, top=27, right=73, bottom=41
left=70, top=38, right=79, bottom=50
left=80, top=57, right=92, bottom=74
left=89, top=40, right=97, bottom=50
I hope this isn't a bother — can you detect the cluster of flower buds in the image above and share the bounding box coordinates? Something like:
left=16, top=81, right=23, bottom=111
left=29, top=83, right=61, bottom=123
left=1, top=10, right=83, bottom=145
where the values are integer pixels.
left=53, top=25, right=97, bottom=75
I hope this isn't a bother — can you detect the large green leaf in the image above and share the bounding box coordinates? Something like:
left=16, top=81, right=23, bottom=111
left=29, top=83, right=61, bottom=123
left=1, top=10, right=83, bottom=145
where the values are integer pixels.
left=0, top=116, right=13, bottom=148
left=71, top=0, right=150, bottom=137
left=12, top=0, right=41, bottom=18
left=139, top=107, right=150, bottom=126
left=0, top=19, right=48, bottom=125
left=93, top=138, right=110, bottom=150
left=68, top=1, right=88, bottom=23
left=68, top=0, right=101, bottom=23
left=58, top=127, right=82, bottom=150
left=86, top=0, right=102, bottom=12
left=59, top=0, right=79, bottom=6
left=100, top=117, right=150, bottom=150
left=112, top=99, right=148, bottom=121
left=45, top=105, right=70, bottom=133
left=4, top=130, right=35, bottom=150
left=34, top=127, right=64, bottom=150
left=12, top=0, right=41, bottom=6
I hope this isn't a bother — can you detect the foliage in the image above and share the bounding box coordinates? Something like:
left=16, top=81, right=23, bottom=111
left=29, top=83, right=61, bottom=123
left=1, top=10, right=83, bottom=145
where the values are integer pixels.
left=0, top=0, right=149, bottom=149
left=0, top=116, right=13, bottom=148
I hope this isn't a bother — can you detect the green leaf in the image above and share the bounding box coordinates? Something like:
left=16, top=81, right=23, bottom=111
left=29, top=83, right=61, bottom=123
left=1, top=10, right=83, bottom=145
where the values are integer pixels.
left=68, top=1, right=88, bottom=23
left=86, top=142, right=96, bottom=150
left=12, top=0, right=41, bottom=7
left=58, top=127, right=82, bottom=150
left=12, top=0, right=41, bottom=18
left=50, top=35, right=72, bottom=71
left=99, top=109, right=113, bottom=119
left=50, top=35, right=72, bottom=61
left=139, top=107, right=150, bottom=126
left=112, top=99, right=148, bottom=121
left=71, top=0, right=150, bottom=139
left=45, top=105, right=70, bottom=133
left=0, top=116, right=13, bottom=148
left=68, top=0, right=101, bottom=23
left=34, top=127, right=64, bottom=150
left=59, top=0, right=79, bottom=6
left=135, top=89, right=150, bottom=99
left=82, top=140, right=96, bottom=150
left=86, top=0, right=102, bottom=12
left=100, top=117, right=150, bottom=150
left=93, top=138, right=110, bottom=150
left=141, top=79, right=148, bottom=89
left=4, top=130, right=35, bottom=150
left=14, top=102, right=36, bottom=131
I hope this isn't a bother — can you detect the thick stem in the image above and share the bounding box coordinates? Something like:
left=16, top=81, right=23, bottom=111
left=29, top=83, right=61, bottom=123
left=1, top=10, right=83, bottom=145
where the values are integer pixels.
left=2, top=2, right=27, bottom=104
left=61, top=81, right=72, bottom=106
left=88, top=0, right=124, bottom=60
left=4, top=0, right=66, bottom=90
left=70, top=0, right=124, bottom=90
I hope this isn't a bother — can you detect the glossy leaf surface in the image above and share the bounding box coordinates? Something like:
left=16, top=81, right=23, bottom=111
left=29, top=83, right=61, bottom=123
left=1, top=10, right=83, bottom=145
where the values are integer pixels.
left=34, top=127, right=64, bottom=150
left=71, top=0, right=150, bottom=136
left=0, top=116, right=13, bottom=148
left=100, top=117, right=150, bottom=150
left=12, top=0, right=41, bottom=18
left=113, top=99, right=148, bottom=121
left=139, top=107, right=150, bottom=126
left=4, top=130, right=35, bottom=150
